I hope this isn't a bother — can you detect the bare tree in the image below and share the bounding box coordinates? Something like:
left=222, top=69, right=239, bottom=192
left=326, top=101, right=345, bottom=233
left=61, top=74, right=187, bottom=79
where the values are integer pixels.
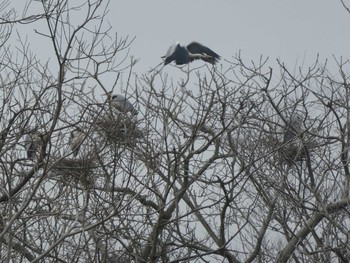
left=0, top=0, right=350, bottom=262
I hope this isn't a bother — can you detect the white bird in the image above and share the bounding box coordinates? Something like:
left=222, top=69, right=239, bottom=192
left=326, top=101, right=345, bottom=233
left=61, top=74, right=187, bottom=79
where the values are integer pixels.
left=69, top=129, right=85, bottom=157
left=24, top=131, right=41, bottom=159
left=162, top=41, right=220, bottom=65
left=106, top=92, right=138, bottom=115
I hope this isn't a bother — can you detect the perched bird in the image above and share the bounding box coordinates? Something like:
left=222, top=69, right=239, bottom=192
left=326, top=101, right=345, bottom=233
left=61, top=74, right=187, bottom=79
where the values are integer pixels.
left=69, top=128, right=85, bottom=157
left=105, top=92, right=138, bottom=115
left=162, top=41, right=220, bottom=65
left=283, top=115, right=303, bottom=143
left=24, top=131, right=42, bottom=159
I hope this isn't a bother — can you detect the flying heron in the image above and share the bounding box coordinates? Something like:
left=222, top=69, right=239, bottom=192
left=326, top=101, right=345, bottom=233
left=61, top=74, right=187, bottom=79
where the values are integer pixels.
left=105, top=92, right=138, bottom=115
left=162, top=41, right=220, bottom=65
left=69, top=128, right=85, bottom=157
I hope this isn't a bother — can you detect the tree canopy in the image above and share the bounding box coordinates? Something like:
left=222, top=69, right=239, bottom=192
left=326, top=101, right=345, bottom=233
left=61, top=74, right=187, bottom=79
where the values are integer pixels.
left=0, top=1, right=350, bottom=262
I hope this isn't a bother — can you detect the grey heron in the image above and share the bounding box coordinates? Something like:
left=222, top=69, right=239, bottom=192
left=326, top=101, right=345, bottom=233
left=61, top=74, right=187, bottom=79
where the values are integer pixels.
left=283, top=115, right=303, bottom=143
left=105, top=92, right=138, bottom=115
left=24, top=131, right=41, bottom=159
left=162, top=41, right=220, bottom=65
left=69, top=128, right=85, bottom=157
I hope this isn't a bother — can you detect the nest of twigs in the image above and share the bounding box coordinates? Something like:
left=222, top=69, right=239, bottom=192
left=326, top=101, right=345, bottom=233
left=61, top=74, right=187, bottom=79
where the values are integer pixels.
left=263, top=134, right=318, bottom=165
left=95, top=113, right=143, bottom=147
left=51, top=156, right=97, bottom=188
left=279, top=141, right=309, bottom=162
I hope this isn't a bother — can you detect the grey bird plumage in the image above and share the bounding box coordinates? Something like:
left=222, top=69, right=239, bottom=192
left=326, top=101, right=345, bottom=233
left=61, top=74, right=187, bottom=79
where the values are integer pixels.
left=107, top=93, right=138, bottom=115
left=69, top=129, right=85, bottom=157
left=162, top=41, right=220, bottom=65
left=24, top=131, right=41, bottom=159
left=283, top=115, right=303, bottom=143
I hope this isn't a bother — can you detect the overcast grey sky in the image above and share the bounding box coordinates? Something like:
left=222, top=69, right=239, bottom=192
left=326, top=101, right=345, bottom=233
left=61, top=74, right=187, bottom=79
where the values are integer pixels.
left=15, top=0, right=350, bottom=77
left=107, top=0, right=350, bottom=71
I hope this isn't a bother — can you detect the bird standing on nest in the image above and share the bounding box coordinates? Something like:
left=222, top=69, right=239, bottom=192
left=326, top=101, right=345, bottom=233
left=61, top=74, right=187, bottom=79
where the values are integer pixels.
left=105, top=92, right=138, bottom=116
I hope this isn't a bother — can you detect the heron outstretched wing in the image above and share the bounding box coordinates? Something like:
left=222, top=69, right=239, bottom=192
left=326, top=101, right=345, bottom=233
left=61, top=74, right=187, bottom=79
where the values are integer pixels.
left=186, top=42, right=220, bottom=63
left=188, top=53, right=219, bottom=64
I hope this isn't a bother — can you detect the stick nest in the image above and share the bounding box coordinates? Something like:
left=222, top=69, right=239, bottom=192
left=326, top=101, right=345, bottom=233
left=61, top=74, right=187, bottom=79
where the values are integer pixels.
left=95, top=113, right=143, bottom=147
left=51, top=156, right=98, bottom=188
